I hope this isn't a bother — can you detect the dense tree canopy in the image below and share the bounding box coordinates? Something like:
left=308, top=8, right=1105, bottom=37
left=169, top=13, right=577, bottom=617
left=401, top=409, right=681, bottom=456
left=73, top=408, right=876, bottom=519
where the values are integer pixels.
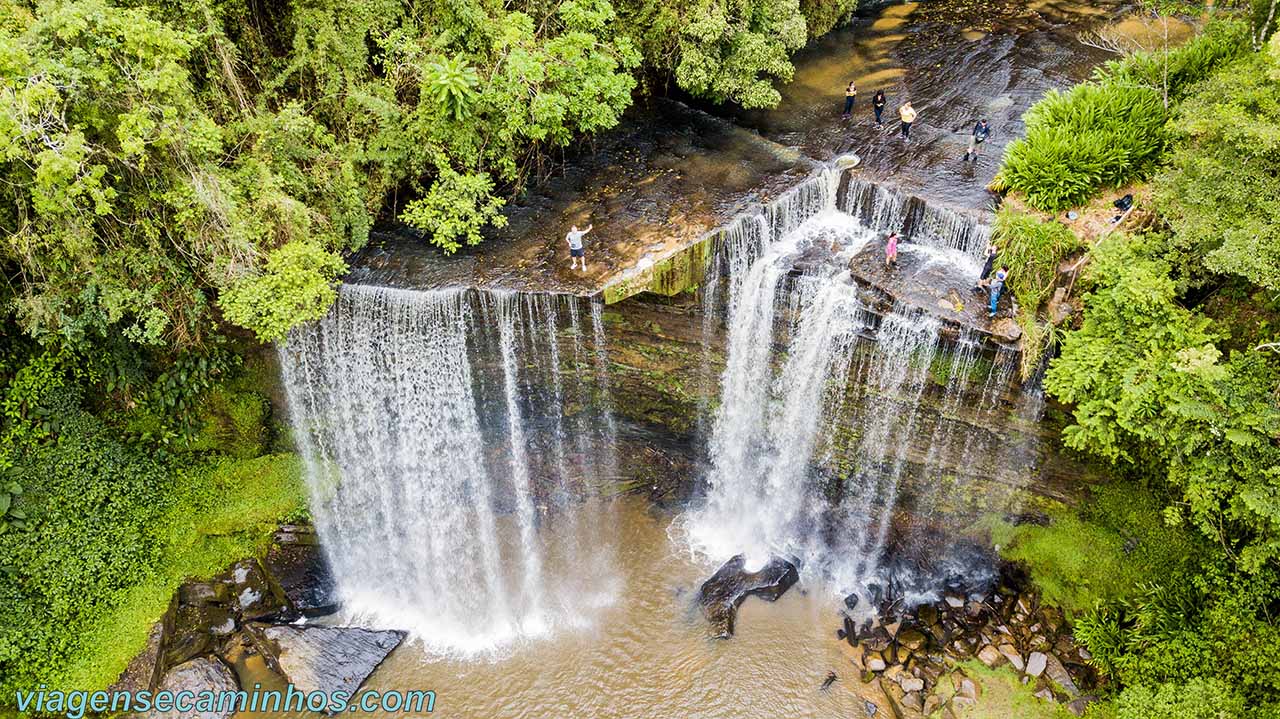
left=0, top=0, right=846, bottom=346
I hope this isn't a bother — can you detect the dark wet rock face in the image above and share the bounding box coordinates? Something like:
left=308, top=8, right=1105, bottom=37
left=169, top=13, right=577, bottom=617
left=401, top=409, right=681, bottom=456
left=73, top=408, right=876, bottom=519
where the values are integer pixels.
left=246, top=623, right=404, bottom=698
left=263, top=525, right=340, bottom=617
left=145, top=657, right=238, bottom=719
left=699, top=554, right=800, bottom=638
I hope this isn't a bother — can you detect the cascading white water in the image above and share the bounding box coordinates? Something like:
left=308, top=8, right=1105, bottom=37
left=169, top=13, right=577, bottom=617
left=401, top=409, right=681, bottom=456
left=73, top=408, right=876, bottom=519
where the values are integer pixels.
left=842, top=177, right=992, bottom=260
left=691, top=168, right=1036, bottom=602
left=279, top=284, right=619, bottom=655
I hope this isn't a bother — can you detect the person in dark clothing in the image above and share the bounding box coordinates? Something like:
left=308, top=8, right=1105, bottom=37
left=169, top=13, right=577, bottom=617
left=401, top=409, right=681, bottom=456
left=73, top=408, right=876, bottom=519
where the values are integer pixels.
left=965, top=119, right=991, bottom=161
left=873, top=90, right=886, bottom=126
left=972, top=241, right=999, bottom=293
left=842, top=82, right=857, bottom=117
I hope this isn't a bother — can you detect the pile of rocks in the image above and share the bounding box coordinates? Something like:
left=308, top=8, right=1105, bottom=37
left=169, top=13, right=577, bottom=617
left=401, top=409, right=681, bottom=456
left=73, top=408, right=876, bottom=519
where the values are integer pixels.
left=836, top=563, right=1100, bottom=717
left=113, top=525, right=403, bottom=718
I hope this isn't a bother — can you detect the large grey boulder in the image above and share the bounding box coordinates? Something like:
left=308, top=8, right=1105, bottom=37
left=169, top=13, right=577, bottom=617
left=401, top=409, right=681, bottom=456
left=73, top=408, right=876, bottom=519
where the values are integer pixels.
left=143, top=657, right=239, bottom=719
left=246, top=623, right=404, bottom=697
left=698, top=554, right=799, bottom=638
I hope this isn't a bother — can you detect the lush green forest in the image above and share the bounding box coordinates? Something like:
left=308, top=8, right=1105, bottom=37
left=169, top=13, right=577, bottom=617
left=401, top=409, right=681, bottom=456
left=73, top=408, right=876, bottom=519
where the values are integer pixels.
left=2, top=0, right=1279, bottom=714
left=0, top=0, right=863, bottom=699
left=992, top=17, right=1280, bottom=718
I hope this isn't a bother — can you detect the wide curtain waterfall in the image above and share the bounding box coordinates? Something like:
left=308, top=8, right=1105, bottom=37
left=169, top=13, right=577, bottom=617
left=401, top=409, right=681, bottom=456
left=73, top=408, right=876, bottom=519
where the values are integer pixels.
left=278, top=285, right=619, bottom=654
left=690, top=169, right=1042, bottom=601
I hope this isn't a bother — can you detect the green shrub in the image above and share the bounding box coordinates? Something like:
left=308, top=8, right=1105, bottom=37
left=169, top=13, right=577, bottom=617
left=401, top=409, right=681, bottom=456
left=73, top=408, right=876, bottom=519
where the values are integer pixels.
left=1096, top=19, right=1251, bottom=105
left=1155, top=49, right=1280, bottom=291
left=1114, top=679, right=1246, bottom=719
left=995, top=20, right=1250, bottom=212
left=995, top=83, right=1166, bottom=211
left=987, top=482, right=1198, bottom=614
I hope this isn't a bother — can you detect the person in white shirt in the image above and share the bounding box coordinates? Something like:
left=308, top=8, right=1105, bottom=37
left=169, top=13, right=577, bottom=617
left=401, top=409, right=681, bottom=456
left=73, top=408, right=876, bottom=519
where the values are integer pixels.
left=566, top=224, right=592, bottom=272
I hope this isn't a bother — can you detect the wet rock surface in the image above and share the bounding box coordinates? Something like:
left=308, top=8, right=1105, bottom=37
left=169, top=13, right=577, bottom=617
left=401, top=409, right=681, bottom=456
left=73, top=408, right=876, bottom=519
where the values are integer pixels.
left=834, top=561, right=1100, bottom=716
left=115, top=522, right=398, bottom=704
left=263, top=524, right=340, bottom=617
left=143, top=657, right=238, bottom=719
left=699, top=554, right=800, bottom=638
left=246, top=623, right=405, bottom=697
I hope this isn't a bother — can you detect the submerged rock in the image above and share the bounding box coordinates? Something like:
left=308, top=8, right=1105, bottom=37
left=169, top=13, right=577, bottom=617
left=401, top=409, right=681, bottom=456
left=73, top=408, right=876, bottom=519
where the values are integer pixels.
left=246, top=623, right=404, bottom=698
left=698, top=554, right=799, bottom=638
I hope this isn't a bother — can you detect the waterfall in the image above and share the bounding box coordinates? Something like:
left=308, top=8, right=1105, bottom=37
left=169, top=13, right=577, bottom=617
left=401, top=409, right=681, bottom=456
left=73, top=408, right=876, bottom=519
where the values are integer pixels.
left=841, top=177, right=992, bottom=261
left=279, top=284, right=619, bottom=654
left=690, top=169, right=1036, bottom=604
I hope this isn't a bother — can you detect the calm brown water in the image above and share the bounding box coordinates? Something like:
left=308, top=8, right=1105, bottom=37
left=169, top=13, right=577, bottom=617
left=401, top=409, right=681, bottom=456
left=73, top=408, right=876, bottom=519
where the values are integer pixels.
left=251, top=497, right=878, bottom=719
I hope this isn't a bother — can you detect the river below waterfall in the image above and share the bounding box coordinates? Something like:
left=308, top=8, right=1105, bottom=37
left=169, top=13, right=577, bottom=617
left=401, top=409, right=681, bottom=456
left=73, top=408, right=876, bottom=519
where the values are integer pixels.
left=251, top=497, right=882, bottom=719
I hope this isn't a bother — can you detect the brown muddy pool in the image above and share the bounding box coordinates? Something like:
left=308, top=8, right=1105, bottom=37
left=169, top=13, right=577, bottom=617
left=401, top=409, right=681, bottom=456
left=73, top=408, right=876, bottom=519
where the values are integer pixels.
left=245, top=497, right=883, bottom=719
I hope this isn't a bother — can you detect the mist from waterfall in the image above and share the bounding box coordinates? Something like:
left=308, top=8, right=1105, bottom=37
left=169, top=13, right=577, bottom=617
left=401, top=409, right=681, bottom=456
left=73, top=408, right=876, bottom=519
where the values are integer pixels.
left=689, top=169, right=1042, bottom=602
left=279, top=285, right=620, bottom=655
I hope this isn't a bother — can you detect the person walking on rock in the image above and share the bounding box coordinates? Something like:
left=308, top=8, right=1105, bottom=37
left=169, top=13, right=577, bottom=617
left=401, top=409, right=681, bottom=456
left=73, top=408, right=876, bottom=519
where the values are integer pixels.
left=899, top=101, right=917, bottom=141
left=989, top=265, right=1009, bottom=318
left=965, top=119, right=991, bottom=162
left=842, top=82, right=858, bottom=117
left=566, top=223, right=593, bottom=272
left=885, top=231, right=900, bottom=270
left=873, top=90, right=887, bottom=126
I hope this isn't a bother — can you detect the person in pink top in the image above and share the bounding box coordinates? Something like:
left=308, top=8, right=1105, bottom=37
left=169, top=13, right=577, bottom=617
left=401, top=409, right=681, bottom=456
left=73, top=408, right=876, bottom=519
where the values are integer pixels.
left=885, top=231, right=899, bottom=270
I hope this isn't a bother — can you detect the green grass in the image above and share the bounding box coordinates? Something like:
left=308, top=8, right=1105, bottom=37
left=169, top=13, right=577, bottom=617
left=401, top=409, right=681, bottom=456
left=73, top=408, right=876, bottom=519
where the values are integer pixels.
left=983, top=482, right=1198, bottom=614
left=954, top=661, right=1077, bottom=719
left=57, top=453, right=307, bottom=692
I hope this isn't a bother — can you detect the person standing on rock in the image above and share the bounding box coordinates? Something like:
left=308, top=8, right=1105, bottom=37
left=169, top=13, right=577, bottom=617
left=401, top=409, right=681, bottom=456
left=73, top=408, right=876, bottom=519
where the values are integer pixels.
left=566, top=223, right=593, bottom=272
left=973, top=241, right=999, bottom=294
left=885, top=231, right=900, bottom=270
left=873, top=90, right=887, bottom=126
left=899, top=101, right=918, bottom=141
left=989, top=265, right=1009, bottom=318
left=842, top=81, right=858, bottom=117
left=965, top=119, right=991, bottom=162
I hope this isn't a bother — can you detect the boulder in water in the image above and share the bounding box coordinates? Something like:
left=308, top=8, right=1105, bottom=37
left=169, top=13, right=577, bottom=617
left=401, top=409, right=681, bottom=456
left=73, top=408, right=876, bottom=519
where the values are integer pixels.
left=246, top=623, right=404, bottom=698
left=698, top=554, right=799, bottom=638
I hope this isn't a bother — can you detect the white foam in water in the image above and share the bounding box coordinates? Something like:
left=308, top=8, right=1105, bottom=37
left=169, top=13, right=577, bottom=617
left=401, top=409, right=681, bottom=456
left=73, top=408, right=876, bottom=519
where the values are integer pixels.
left=279, top=285, right=620, bottom=657
left=691, top=169, right=1030, bottom=602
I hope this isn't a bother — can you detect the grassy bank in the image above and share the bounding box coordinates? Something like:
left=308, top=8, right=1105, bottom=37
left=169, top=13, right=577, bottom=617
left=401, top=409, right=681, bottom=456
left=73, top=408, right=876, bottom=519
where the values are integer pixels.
left=0, top=343, right=307, bottom=697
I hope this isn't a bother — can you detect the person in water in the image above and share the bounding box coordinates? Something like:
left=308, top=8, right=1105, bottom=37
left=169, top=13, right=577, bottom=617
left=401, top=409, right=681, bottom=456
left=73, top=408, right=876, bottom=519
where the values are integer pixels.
left=873, top=90, right=886, bottom=126
left=973, top=241, right=999, bottom=293
left=965, top=119, right=991, bottom=161
left=885, top=231, right=899, bottom=270
left=566, top=223, right=593, bottom=272
left=842, top=82, right=857, bottom=117
left=899, top=101, right=917, bottom=140
left=989, top=265, right=1009, bottom=318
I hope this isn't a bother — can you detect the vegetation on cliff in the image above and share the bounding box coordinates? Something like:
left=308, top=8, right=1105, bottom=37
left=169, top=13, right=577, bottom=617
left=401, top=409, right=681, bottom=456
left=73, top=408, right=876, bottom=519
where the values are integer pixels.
left=993, top=15, right=1280, bottom=718
left=1, top=0, right=861, bottom=345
